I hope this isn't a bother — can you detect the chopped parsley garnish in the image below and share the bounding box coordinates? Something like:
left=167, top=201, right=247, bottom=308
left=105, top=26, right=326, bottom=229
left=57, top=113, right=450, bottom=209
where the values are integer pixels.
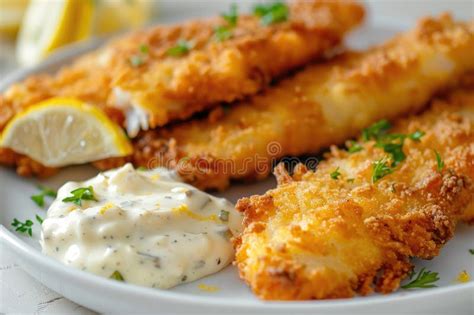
left=109, top=270, right=125, bottom=281
left=31, top=186, right=57, bottom=207
left=362, top=119, right=425, bottom=168
left=434, top=150, right=444, bottom=172
left=11, top=218, right=34, bottom=237
left=139, top=44, right=149, bottom=54
left=136, top=166, right=147, bottom=171
left=62, top=186, right=97, bottom=206
left=362, top=119, right=391, bottom=142
left=166, top=40, right=193, bottom=57
left=214, top=4, right=239, bottom=41
left=347, top=141, right=363, bottom=153
left=214, top=25, right=233, bottom=41
left=36, top=214, right=44, bottom=224
left=222, top=3, right=238, bottom=27
left=347, top=178, right=355, bottom=183
left=469, top=249, right=474, bottom=255
left=129, top=43, right=150, bottom=67
left=375, top=137, right=406, bottom=166
left=330, top=167, right=341, bottom=180
left=408, top=130, right=425, bottom=141
left=401, top=268, right=439, bottom=289
left=253, top=2, right=289, bottom=25
left=219, top=210, right=230, bottom=222
left=129, top=55, right=144, bottom=67
left=372, top=157, right=393, bottom=183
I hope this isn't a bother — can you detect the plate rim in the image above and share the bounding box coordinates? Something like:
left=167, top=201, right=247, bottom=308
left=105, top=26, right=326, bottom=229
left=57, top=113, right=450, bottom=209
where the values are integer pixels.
left=2, top=225, right=473, bottom=310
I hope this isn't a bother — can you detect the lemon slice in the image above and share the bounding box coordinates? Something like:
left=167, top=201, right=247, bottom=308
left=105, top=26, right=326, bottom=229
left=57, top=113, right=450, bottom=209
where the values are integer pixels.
left=0, top=98, right=132, bottom=167
left=16, top=0, right=93, bottom=66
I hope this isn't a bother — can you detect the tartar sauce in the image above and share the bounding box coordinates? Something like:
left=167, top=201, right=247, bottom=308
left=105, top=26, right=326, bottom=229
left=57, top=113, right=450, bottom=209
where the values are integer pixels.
left=40, top=164, right=242, bottom=289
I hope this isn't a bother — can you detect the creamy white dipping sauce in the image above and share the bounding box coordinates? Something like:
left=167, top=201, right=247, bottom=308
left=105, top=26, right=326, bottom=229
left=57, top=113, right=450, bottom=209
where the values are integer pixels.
left=40, top=164, right=242, bottom=289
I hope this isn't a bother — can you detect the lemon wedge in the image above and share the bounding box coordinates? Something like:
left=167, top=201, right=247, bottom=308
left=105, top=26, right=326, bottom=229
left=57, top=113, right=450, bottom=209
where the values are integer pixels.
left=16, top=0, right=93, bottom=66
left=16, top=0, right=151, bottom=66
left=0, top=0, right=29, bottom=37
left=0, top=98, right=132, bottom=167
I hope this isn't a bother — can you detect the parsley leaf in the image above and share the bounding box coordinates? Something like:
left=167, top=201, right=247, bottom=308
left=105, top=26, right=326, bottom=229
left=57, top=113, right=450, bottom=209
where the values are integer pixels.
left=129, top=55, right=144, bottom=67
left=330, top=167, right=341, bottom=180
left=253, top=2, right=289, bottom=25
left=129, top=43, right=149, bottom=67
left=372, top=157, right=393, bottom=183
left=409, top=130, right=425, bottom=142
left=35, top=214, right=44, bottom=224
left=469, top=249, right=474, bottom=255
left=166, top=40, right=193, bottom=57
left=11, top=218, right=34, bottom=237
left=362, top=119, right=391, bottom=142
left=62, top=186, right=97, bottom=206
left=214, top=25, right=233, bottom=41
left=139, top=44, right=149, bottom=54
left=31, top=186, right=57, bottom=207
left=347, top=141, right=363, bottom=153
left=434, top=150, right=444, bottom=172
left=401, top=268, right=439, bottom=289
left=110, top=270, right=125, bottom=281
left=375, top=138, right=406, bottom=166
left=222, top=3, right=238, bottom=27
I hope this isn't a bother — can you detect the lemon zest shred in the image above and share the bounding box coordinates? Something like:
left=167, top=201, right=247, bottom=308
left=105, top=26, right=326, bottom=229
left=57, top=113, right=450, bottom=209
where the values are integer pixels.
left=150, top=174, right=160, bottom=181
left=197, top=283, right=219, bottom=292
left=99, top=202, right=115, bottom=215
left=455, top=270, right=470, bottom=283
left=68, top=206, right=77, bottom=212
left=172, top=204, right=219, bottom=223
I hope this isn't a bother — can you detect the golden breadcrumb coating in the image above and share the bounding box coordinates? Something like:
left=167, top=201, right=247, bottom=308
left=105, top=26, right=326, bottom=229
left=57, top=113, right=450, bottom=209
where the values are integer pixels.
left=92, top=14, right=474, bottom=190
left=234, top=85, right=474, bottom=300
left=0, top=0, right=364, bottom=135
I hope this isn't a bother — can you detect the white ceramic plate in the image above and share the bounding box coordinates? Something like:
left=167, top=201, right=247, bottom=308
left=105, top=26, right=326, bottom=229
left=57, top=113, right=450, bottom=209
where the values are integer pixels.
left=1, top=3, right=473, bottom=314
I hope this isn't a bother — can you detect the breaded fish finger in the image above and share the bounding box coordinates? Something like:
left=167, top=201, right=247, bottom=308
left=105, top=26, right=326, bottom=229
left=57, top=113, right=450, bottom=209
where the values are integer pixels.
left=95, top=14, right=474, bottom=190
left=0, top=0, right=364, bottom=137
left=234, top=81, right=474, bottom=300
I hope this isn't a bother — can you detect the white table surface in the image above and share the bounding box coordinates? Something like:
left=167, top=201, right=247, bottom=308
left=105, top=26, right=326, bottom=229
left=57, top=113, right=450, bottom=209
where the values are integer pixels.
left=1, top=1, right=473, bottom=314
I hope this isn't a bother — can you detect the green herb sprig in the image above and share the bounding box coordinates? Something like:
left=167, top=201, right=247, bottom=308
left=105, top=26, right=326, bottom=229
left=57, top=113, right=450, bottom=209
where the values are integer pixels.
left=166, top=40, right=194, bottom=57
left=401, top=268, right=439, bottom=289
left=254, top=2, right=289, bottom=25
left=330, top=167, right=341, bottom=180
left=222, top=3, right=238, bottom=26
left=31, top=186, right=57, bottom=207
left=434, top=150, right=444, bottom=172
left=372, top=157, right=393, bottom=183
left=347, top=141, right=363, bottom=153
left=214, top=26, right=233, bottom=41
left=129, top=43, right=150, bottom=67
left=62, top=186, right=97, bottom=206
left=469, top=249, right=474, bottom=255
left=110, top=270, right=125, bottom=281
left=11, top=218, right=34, bottom=237
left=214, top=4, right=239, bottom=42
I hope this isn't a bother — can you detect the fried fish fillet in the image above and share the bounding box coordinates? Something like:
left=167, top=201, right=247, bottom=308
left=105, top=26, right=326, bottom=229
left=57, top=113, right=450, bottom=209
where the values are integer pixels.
left=0, top=0, right=364, bottom=137
left=234, top=83, right=474, bottom=300
left=92, top=14, right=474, bottom=190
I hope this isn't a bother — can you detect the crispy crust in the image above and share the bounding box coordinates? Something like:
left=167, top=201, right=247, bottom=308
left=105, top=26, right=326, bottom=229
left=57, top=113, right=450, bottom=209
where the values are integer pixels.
left=93, top=14, right=474, bottom=190
left=0, top=0, right=364, bottom=132
left=3, top=15, right=474, bottom=186
left=233, top=86, right=474, bottom=300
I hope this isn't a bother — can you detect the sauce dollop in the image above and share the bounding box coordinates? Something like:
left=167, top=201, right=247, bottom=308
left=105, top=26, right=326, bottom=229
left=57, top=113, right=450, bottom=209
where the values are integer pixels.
left=40, top=164, right=242, bottom=289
